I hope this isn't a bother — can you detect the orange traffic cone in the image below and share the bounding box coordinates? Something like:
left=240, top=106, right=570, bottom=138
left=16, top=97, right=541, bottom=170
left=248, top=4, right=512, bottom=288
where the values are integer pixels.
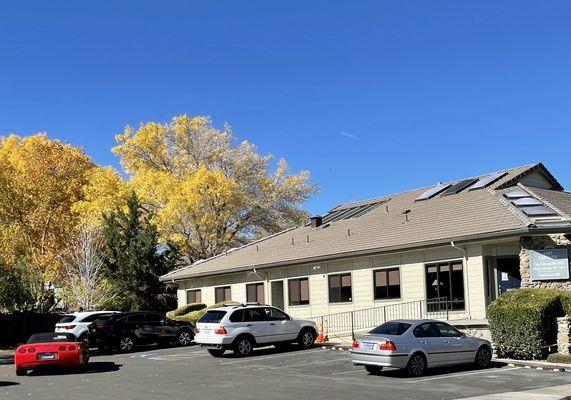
left=316, top=322, right=326, bottom=344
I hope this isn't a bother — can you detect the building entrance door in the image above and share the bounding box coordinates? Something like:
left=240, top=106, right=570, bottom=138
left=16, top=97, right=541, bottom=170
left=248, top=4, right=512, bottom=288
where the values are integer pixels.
left=496, top=257, right=521, bottom=294
left=271, top=281, right=285, bottom=310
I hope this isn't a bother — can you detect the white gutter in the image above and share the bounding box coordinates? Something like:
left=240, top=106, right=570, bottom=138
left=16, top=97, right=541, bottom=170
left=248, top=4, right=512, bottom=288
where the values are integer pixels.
left=450, top=241, right=471, bottom=319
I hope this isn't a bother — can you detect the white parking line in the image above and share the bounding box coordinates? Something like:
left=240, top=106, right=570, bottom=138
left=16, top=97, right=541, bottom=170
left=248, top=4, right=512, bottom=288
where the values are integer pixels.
left=219, top=349, right=325, bottom=365
left=406, top=367, right=523, bottom=383
left=267, top=358, right=346, bottom=370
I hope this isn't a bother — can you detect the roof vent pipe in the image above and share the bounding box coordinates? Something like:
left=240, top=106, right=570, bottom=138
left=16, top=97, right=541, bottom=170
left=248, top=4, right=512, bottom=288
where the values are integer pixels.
left=310, top=215, right=323, bottom=228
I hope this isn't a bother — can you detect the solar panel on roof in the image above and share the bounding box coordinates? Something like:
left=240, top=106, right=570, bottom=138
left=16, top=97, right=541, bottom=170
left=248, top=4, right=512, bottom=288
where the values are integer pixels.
left=320, top=201, right=382, bottom=224
left=521, top=206, right=557, bottom=217
left=441, top=178, right=479, bottom=196
left=512, top=197, right=544, bottom=207
left=469, top=171, right=507, bottom=190
left=415, top=183, right=451, bottom=201
left=504, top=189, right=530, bottom=199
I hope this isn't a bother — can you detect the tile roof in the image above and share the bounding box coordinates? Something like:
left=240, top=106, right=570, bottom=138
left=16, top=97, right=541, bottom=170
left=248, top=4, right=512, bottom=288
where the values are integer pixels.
left=160, top=163, right=570, bottom=281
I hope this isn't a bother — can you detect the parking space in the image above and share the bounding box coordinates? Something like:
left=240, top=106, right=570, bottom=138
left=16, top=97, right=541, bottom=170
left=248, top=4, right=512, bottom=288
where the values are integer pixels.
left=1, top=345, right=570, bottom=400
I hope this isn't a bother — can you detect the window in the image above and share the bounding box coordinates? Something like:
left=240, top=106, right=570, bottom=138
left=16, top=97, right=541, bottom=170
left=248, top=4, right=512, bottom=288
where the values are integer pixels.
left=215, top=286, right=232, bottom=303
left=58, top=315, right=76, bottom=324
left=413, top=323, right=441, bottom=338
left=80, top=313, right=113, bottom=323
left=145, top=313, right=164, bottom=322
left=426, top=261, right=465, bottom=310
left=243, top=308, right=268, bottom=322
left=127, top=314, right=146, bottom=323
left=374, top=268, right=401, bottom=300
left=288, top=278, right=309, bottom=305
left=246, top=283, right=265, bottom=303
left=229, top=309, right=245, bottom=323
left=265, top=307, right=289, bottom=321
left=434, top=322, right=463, bottom=338
left=186, top=289, right=201, bottom=304
left=369, top=322, right=411, bottom=336
left=198, top=310, right=227, bottom=324
left=329, top=273, right=352, bottom=303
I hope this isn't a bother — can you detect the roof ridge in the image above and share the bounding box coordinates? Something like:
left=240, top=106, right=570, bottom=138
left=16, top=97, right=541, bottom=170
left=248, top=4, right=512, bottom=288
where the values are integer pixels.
left=487, top=187, right=534, bottom=227
left=333, top=164, right=537, bottom=210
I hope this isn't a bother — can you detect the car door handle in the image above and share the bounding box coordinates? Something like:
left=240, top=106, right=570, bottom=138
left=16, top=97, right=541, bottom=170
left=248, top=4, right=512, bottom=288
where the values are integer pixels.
left=270, top=323, right=275, bottom=326
left=246, top=324, right=252, bottom=327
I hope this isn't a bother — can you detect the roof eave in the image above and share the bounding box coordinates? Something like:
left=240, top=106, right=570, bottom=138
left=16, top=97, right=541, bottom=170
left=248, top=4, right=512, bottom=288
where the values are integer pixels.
left=161, top=226, right=571, bottom=282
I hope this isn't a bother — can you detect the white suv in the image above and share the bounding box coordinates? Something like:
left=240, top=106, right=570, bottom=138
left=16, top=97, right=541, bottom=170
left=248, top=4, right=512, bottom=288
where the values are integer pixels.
left=55, top=311, right=119, bottom=343
left=195, top=303, right=317, bottom=357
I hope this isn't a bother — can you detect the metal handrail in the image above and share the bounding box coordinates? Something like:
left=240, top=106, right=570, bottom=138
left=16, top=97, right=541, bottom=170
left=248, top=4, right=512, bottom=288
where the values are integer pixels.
left=308, top=297, right=452, bottom=339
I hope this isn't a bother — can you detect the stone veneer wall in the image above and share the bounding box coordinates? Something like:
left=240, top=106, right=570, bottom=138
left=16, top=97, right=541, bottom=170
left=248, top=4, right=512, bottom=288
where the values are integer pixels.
left=557, top=316, right=571, bottom=355
left=519, top=234, right=571, bottom=291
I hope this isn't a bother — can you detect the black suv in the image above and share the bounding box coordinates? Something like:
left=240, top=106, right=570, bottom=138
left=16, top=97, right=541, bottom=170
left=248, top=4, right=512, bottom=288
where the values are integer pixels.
left=93, top=312, right=195, bottom=353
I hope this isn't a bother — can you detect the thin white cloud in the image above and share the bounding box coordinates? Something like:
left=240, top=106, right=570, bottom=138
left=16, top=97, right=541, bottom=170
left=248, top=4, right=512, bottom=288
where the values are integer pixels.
left=341, top=131, right=359, bottom=141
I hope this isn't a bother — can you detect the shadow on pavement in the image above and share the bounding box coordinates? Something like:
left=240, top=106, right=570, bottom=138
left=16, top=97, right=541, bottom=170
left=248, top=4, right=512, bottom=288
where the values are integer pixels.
left=215, top=344, right=314, bottom=359
left=0, top=381, right=19, bottom=387
left=27, top=361, right=122, bottom=376
left=372, top=361, right=508, bottom=379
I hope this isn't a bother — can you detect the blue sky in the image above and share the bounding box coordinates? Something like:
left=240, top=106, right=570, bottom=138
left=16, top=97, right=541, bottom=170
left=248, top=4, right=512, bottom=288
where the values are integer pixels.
left=1, top=1, right=570, bottom=215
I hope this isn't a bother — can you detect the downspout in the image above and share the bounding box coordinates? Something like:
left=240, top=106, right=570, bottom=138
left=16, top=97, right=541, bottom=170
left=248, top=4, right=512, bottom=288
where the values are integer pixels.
left=450, top=241, right=471, bottom=319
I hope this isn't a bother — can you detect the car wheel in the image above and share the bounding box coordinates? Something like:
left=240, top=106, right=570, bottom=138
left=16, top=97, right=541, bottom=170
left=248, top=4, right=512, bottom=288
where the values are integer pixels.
left=364, top=365, right=383, bottom=375
left=298, top=328, right=316, bottom=349
left=233, top=336, right=254, bottom=357
left=407, top=353, right=426, bottom=377
left=119, top=335, right=136, bottom=353
left=475, top=345, right=492, bottom=369
left=177, top=330, right=193, bottom=347
left=16, top=369, right=26, bottom=376
left=207, top=349, right=225, bottom=357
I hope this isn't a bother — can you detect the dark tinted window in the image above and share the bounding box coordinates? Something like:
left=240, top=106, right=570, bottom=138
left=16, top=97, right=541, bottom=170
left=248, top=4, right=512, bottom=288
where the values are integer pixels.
left=243, top=308, right=268, bottom=322
left=413, top=323, right=441, bottom=338
left=215, top=286, right=231, bottom=303
left=288, top=278, right=309, bottom=306
left=265, top=308, right=288, bottom=321
left=145, top=313, right=164, bottom=322
left=246, top=283, right=265, bottom=303
left=198, top=311, right=227, bottom=324
left=329, top=273, right=352, bottom=303
left=426, top=262, right=465, bottom=311
left=79, top=313, right=109, bottom=323
left=435, top=322, right=462, bottom=338
left=374, top=268, right=401, bottom=300
left=369, top=322, right=411, bottom=336
left=28, top=333, right=76, bottom=344
left=229, top=310, right=244, bottom=323
left=127, top=314, right=146, bottom=323
left=58, top=315, right=76, bottom=323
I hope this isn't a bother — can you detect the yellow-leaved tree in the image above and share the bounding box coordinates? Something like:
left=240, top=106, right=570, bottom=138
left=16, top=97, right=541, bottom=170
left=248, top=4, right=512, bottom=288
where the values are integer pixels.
left=114, top=115, right=317, bottom=264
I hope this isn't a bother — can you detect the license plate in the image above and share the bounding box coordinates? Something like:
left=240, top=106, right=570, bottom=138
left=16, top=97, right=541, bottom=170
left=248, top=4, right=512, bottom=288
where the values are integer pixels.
left=362, top=342, right=375, bottom=351
left=37, top=353, right=57, bottom=360
left=202, top=329, right=212, bottom=334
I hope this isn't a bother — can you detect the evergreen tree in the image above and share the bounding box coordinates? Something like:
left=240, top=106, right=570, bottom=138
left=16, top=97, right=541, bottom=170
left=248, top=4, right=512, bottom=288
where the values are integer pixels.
left=102, top=192, right=173, bottom=311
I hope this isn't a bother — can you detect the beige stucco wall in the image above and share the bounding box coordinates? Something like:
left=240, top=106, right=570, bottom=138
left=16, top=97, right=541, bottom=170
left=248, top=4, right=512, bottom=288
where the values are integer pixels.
left=176, top=242, right=495, bottom=321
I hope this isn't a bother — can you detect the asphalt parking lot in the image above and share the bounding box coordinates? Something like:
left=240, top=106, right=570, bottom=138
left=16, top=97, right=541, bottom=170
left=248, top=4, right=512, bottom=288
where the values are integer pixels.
left=1, top=345, right=570, bottom=400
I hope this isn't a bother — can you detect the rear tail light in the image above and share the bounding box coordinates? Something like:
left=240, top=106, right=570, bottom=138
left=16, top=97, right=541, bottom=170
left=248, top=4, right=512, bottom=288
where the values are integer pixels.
left=379, top=340, right=397, bottom=351
left=193, top=327, right=200, bottom=334
left=27, top=347, right=36, bottom=353
left=214, top=326, right=227, bottom=335
left=63, top=325, right=76, bottom=330
left=352, top=340, right=360, bottom=349
left=59, top=345, right=67, bottom=351
left=68, top=345, right=76, bottom=351
left=17, top=348, right=26, bottom=353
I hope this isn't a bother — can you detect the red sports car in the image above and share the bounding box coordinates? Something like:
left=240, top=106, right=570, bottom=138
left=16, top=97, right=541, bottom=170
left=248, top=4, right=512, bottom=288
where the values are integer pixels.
left=15, top=332, right=89, bottom=376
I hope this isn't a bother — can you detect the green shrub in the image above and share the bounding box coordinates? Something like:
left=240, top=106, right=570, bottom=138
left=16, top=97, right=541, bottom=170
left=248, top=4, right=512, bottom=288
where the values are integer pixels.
left=170, top=303, right=207, bottom=317
left=488, top=289, right=569, bottom=360
left=167, top=301, right=239, bottom=324
left=546, top=353, right=571, bottom=364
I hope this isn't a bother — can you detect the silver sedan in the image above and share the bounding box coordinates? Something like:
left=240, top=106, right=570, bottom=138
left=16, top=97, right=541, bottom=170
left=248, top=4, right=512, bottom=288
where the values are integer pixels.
left=351, top=319, right=492, bottom=377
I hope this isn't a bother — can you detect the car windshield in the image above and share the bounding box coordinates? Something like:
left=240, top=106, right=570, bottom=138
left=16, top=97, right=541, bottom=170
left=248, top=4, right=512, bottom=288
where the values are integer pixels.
left=57, top=315, right=76, bottom=323
left=198, top=310, right=227, bottom=324
left=369, top=322, right=412, bottom=336
left=27, top=333, right=77, bottom=344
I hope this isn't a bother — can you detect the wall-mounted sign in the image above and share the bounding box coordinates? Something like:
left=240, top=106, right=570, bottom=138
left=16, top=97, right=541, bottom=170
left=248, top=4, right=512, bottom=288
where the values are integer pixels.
left=529, top=249, right=570, bottom=281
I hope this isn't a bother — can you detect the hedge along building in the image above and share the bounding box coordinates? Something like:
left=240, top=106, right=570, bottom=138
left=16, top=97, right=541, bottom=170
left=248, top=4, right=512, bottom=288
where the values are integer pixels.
left=160, top=163, right=571, bottom=325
